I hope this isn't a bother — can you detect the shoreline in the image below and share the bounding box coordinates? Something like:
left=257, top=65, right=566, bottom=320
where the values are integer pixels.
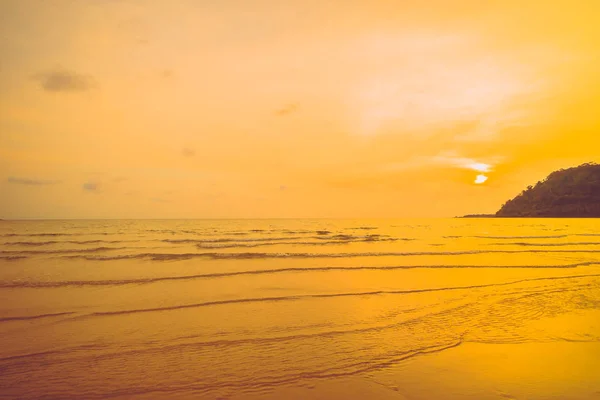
left=236, top=341, right=600, bottom=400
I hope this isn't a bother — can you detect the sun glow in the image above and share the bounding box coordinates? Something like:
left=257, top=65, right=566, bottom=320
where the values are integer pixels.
left=353, top=34, right=535, bottom=137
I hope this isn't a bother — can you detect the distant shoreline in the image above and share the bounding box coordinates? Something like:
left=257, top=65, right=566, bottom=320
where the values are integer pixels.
left=458, top=214, right=600, bottom=218
left=457, top=214, right=496, bottom=218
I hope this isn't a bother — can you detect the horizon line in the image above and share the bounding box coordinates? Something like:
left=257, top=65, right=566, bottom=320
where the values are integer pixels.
left=0, top=216, right=490, bottom=221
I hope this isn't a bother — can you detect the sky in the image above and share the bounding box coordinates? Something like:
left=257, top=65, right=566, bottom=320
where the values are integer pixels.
left=1, top=0, right=600, bottom=219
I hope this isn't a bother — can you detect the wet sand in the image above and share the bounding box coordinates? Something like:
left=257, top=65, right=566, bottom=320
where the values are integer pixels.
left=239, top=340, right=600, bottom=400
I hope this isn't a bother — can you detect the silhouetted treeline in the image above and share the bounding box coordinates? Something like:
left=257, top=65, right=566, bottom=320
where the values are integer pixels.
left=459, top=214, right=495, bottom=218
left=496, top=163, right=600, bottom=217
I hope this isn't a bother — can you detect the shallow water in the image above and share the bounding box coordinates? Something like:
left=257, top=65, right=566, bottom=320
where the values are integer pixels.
left=1, top=219, right=599, bottom=399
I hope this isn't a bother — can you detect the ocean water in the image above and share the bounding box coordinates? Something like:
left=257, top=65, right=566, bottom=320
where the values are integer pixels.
left=1, top=219, right=600, bottom=399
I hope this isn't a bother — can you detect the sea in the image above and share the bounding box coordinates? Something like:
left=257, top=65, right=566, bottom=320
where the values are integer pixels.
left=1, top=219, right=600, bottom=399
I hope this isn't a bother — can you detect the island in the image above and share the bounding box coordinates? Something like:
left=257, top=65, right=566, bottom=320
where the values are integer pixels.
left=496, top=162, right=600, bottom=217
left=460, top=162, right=600, bottom=218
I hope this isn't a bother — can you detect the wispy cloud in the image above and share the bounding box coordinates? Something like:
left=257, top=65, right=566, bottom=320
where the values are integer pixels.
left=32, top=68, right=95, bottom=93
left=160, top=69, right=174, bottom=79
left=274, top=103, right=298, bottom=116
left=182, top=147, right=195, bottom=157
left=432, top=153, right=497, bottom=172
left=381, top=152, right=504, bottom=173
left=7, top=177, right=60, bottom=186
left=82, top=182, right=99, bottom=192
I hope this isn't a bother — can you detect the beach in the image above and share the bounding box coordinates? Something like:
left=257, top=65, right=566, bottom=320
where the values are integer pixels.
left=1, top=219, right=599, bottom=399
left=243, top=339, right=600, bottom=400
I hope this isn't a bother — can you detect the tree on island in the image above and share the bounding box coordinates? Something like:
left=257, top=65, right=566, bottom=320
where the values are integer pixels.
left=496, top=163, right=600, bottom=217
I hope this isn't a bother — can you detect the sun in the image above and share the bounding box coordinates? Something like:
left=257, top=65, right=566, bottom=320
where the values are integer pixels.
left=474, top=174, right=488, bottom=184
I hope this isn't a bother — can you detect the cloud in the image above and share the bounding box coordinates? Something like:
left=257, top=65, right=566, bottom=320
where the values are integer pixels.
left=33, top=68, right=95, bottom=93
left=7, top=177, right=60, bottom=186
left=161, top=69, right=174, bottom=79
left=380, top=152, right=504, bottom=174
left=279, top=185, right=287, bottom=191
left=182, top=147, right=195, bottom=157
left=433, top=155, right=492, bottom=172
left=274, top=103, right=298, bottom=116
left=82, top=182, right=99, bottom=191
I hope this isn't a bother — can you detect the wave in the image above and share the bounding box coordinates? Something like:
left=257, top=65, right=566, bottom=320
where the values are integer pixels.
left=3, top=262, right=599, bottom=289
left=475, top=235, right=570, bottom=239
left=0, top=232, right=110, bottom=237
left=258, top=340, right=464, bottom=387
left=1, top=247, right=130, bottom=255
left=160, top=234, right=401, bottom=245
left=443, top=234, right=600, bottom=240
left=201, top=229, right=319, bottom=236
left=2, top=240, right=130, bottom=246
left=317, top=234, right=400, bottom=241
left=491, top=241, right=600, bottom=247
left=271, top=229, right=317, bottom=234
left=0, top=255, right=28, bottom=261
left=0, top=312, right=75, bottom=322
left=194, top=241, right=333, bottom=249
left=1, top=304, right=470, bottom=363
left=0, top=330, right=464, bottom=396
left=475, top=234, right=600, bottom=239
left=195, top=238, right=401, bottom=249
left=1, top=233, right=72, bottom=237
left=161, top=236, right=307, bottom=244
left=177, top=340, right=466, bottom=395
left=64, top=250, right=481, bottom=261
left=0, top=229, right=295, bottom=238
left=31, top=273, right=600, bottom=317
left=61, top=248, right=600, bottom=261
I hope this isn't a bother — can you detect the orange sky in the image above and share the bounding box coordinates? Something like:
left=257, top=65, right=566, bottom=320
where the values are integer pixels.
left=1, top=0, right=600, bottom=218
